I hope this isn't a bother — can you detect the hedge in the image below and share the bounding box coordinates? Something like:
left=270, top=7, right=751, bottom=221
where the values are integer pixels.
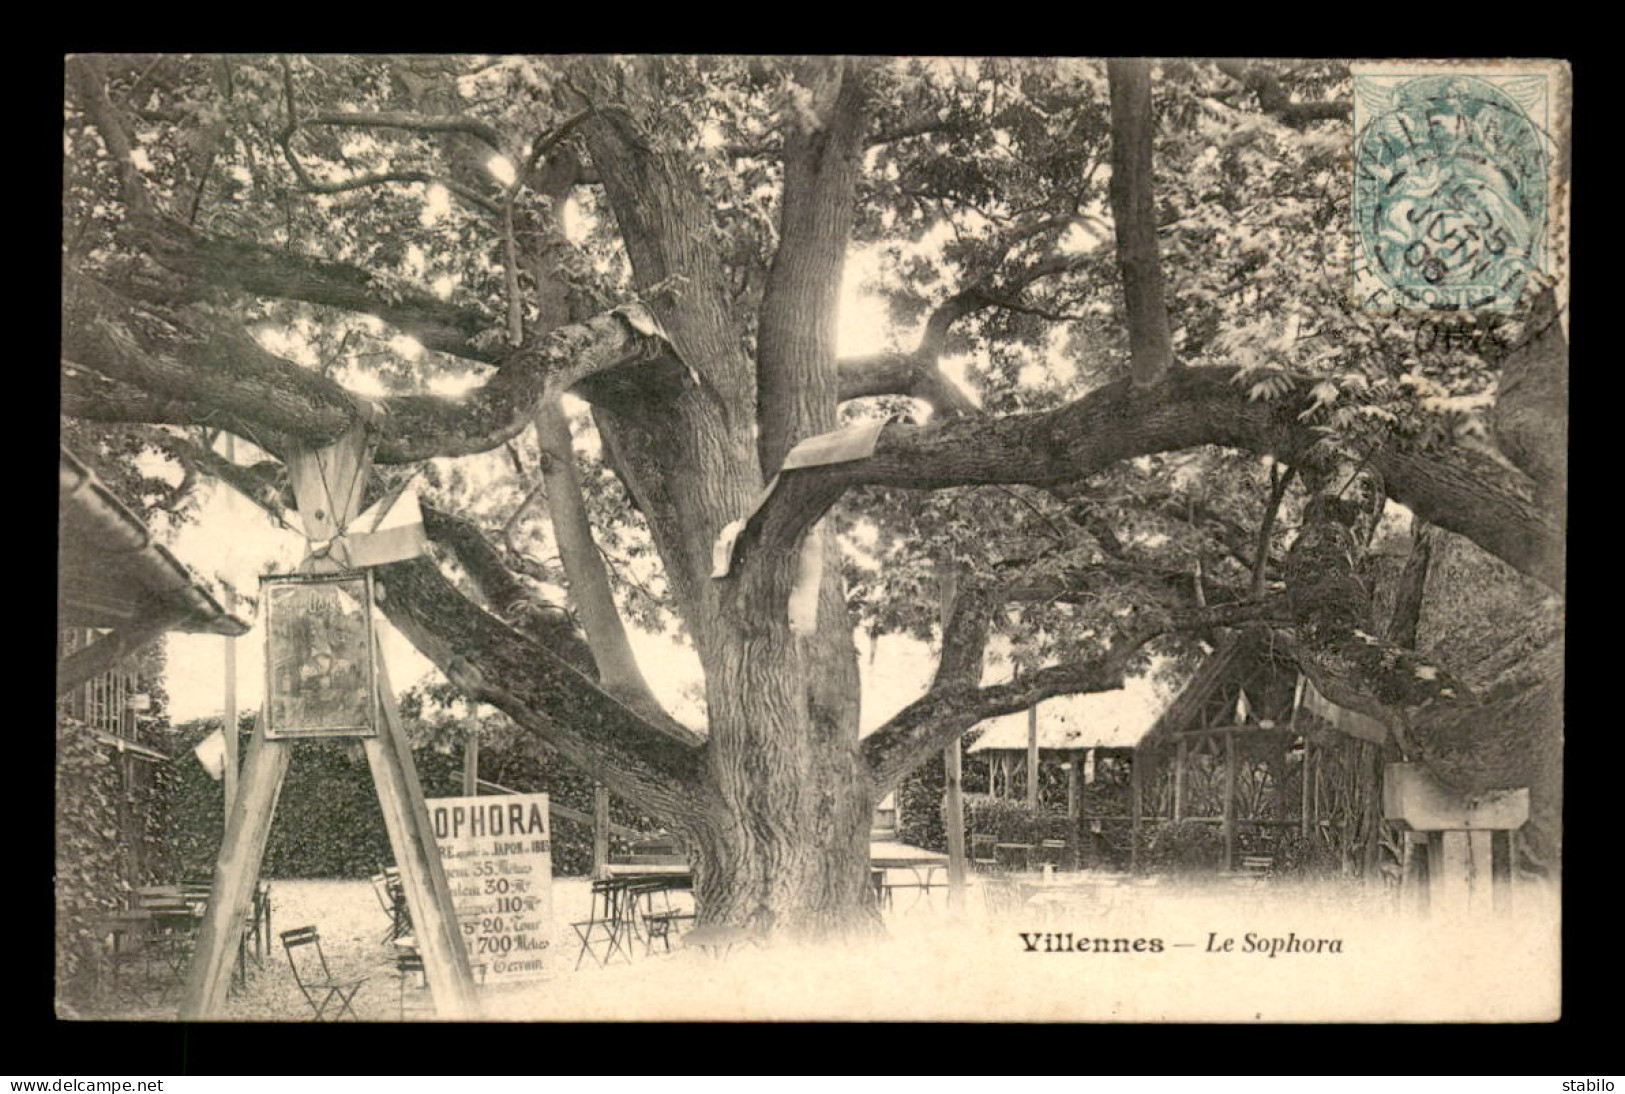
left=167, top=717, right=663, bottom=881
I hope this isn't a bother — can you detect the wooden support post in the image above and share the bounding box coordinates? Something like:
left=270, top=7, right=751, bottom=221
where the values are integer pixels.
left=222, top=434, right=240, bottom=819
left=1466, top=830, right=1494, bottom=915
left=944, top=740, right=966, bottom=910
left=1432, top=832, right=1471, bottom=919
left=1312, top=747, right=1322, bottom=830
left=179, top=715, right=293, bottom=1019
left=1300, top=739, right=1312, bottom=837
left=370, top=646, right=480, bottom=1019
left=1066, top=759, right=1081, bottom=871
left=222, top=583, right=239, bottom=820
left=1222, top=731, right=1238, bottom=873
left=1398, top=833, right=1419, bottom=915
left=591, top=784, right=610, bottom=880
left=462, top=727, right=479, bottom=798
left=1363, top=745, right=1383, bottom=879
left=1173, top=737, right=1186, bottom=822
left=1491, top=830, right=1514, bottom=914
left=1382, top=764, right=1529, bottom=919
left=1026, top=704, right=1040, bottom=809
left=1130, top=748, right=1143, bottom=873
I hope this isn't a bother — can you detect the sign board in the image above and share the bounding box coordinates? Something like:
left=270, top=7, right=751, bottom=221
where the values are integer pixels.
left=427, top=793, right=554, bottom=983
left=262, top=572, right=378, bottom=739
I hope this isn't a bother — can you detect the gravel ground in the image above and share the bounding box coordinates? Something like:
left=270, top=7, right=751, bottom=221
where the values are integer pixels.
left=66, top=873, right=1558, bottom=1022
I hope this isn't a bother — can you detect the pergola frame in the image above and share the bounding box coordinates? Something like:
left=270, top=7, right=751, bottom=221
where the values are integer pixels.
left=968, top=632, right=1393, bottom=876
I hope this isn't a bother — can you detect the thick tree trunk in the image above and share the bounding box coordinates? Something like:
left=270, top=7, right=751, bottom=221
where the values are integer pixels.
left=689, top=690, right=878, bottom=937
left=567, top=62, right=882, bottom=939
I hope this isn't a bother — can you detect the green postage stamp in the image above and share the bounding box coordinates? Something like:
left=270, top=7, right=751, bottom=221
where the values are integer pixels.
left=1352, top=61, right=1568, bottom=311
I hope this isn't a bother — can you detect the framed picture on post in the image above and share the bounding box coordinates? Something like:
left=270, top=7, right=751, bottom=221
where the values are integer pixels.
left=262, top=571, right=378, bottom=738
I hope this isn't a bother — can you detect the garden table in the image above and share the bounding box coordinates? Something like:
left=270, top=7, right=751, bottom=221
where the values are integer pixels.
left=603, top=863, right=692, bottom=876
left=91, top=911, right=163, bottom=1003
left=870, top=843, right=950, bottom=911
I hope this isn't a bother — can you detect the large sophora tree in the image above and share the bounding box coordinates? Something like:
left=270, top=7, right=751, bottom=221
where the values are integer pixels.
left=62, top=55, right=1566, bottom=936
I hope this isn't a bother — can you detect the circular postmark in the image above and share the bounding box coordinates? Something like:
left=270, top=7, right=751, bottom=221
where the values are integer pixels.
left=1353, top=74, right=1547, bottom=311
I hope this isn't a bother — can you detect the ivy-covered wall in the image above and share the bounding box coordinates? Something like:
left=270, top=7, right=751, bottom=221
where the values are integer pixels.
left=54, top=642, right=175, bottom=1006
left=55, top=713, right=179, bottom=1002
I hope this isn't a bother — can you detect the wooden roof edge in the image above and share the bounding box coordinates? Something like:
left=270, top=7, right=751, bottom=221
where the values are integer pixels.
left=60, top=447, right=250, bottom=638
left=969, top=742, right=1139, bottom=753
left=1136, top=632, right=1263, bottom=748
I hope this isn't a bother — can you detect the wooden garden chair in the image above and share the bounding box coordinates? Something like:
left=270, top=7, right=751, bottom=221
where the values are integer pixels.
left=869, top=867, right=890, bottom=908
left=970, top=834, right=999, bottom=872
left=280, top=926, right=367, bottom=1021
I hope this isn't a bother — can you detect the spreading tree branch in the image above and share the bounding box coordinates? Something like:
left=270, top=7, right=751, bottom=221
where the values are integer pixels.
left=63, top=270, right=686, bottom=464
left=837, top=240, right=1102, bottom=419
left=1216, top=61, right=1351, bottom=127
left=724, top=367, right=1564, bottom=600
left=167, top=432, right=707, bottom=813
left=127, top=221, right=502, bottom=363
left=298, top=109, right=508, bottom=155
left=373, top=553, right=707, bottom=816
left=67, top=55, right=158, bottom=222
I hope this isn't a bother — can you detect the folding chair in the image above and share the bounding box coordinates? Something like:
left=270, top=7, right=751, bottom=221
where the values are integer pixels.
left=280, top=926, right=367, bottom=1021
left=395, top=949, right=431, bottom=1020
left=135, top=899, right=201, bottom=997
left=369, top=873, right=394, bottom=940
left=370, top=870, right=410, bottom=942
left=572, top=879, right=633, bottom=969
left=385, top=870, right=411, bottom=940
left=970, top=834, right=999, bottom=872
left=634, top=880, right=695, bottom=955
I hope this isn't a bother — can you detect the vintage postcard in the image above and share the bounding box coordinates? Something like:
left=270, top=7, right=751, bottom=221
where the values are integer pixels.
left=58, top=55, right=1567, bottom=1024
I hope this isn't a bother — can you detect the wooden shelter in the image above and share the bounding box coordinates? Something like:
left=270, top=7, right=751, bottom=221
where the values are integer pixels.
left=969, top=674, right=1168, bottom=800
left=1133, top=631, right=1392, bottom=876
left=57, top=445, right=251, bottom=938
left=967, top=673, right=1174, bottom=868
